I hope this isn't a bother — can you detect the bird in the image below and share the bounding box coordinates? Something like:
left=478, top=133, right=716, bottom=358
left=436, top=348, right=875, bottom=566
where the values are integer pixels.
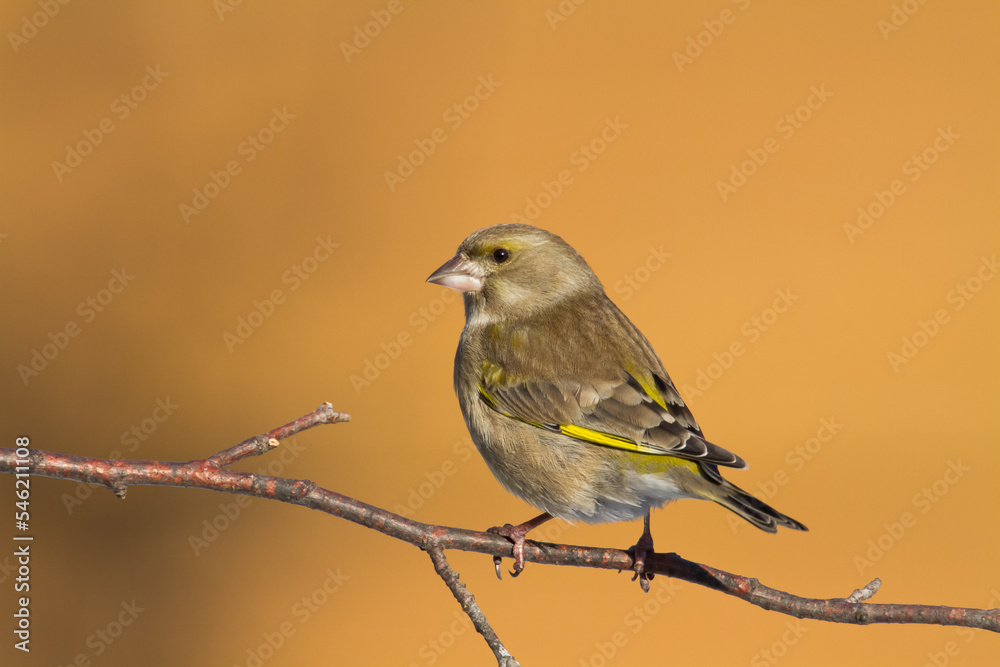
left=426, top=223, right=806, bottom=589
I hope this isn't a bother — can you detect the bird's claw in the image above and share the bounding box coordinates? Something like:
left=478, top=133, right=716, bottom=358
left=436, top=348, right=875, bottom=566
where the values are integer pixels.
left=488, top=522, right=530, bottom=578
left=490, top=555, right=521, bottom=580
left=486, top=513, right=553, bottom=580
left=629, top=518, right=656, bottom=594
left=630, top=570, right=653, bottom=593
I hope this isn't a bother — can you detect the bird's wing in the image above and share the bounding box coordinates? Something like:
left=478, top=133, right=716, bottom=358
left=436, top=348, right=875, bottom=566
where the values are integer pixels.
left=477, top=360, right=747, bottom=469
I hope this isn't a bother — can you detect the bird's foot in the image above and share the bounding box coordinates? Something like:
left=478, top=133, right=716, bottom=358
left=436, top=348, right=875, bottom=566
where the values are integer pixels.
left=488, top=523, right=529, bottom=578
left=628, top=513, right=655, bottom=593
left=487, top=512, right=552, bottom=580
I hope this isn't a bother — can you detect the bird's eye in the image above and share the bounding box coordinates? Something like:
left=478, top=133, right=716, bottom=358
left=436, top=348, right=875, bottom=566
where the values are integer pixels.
left=493, top=248, right=510, bottom=264
left=492, top=248, right=511, bottom=264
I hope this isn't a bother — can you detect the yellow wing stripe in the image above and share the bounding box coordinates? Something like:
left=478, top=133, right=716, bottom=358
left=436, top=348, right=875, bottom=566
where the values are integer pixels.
left=479, top=384, right=680, bottom=458
left=558, top=424, right=668, bottom=455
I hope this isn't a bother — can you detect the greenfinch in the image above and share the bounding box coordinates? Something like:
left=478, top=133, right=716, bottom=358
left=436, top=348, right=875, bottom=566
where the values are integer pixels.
left=427, top=223, right=806, bottom=587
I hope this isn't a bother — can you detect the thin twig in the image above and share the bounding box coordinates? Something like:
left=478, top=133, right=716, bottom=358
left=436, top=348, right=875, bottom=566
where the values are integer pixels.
left=2, top=403, right=998, bottom=641
left=210, top=402, right=350, bottom=467
left=427, top=548, right=520, bottom=667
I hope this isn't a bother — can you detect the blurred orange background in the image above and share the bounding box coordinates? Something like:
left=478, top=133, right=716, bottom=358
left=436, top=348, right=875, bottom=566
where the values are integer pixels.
left=2, top=2, right=998, bottom=665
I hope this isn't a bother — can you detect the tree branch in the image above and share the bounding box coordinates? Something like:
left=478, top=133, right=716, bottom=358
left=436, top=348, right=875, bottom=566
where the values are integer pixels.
left=3, top=403, right=998, bottom=664
left=427, top=547, right=520, bottom=667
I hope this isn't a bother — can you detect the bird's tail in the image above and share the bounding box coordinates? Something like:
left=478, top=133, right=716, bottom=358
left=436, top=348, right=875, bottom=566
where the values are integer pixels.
left=708, top=478, right=808, bottom=533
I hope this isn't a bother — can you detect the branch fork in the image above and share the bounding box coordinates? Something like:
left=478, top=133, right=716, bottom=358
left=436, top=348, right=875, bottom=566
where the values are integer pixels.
left=2, top=403, right=997, bottom=666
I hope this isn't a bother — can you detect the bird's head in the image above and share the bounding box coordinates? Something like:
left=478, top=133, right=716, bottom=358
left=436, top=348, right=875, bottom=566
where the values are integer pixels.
left=427, top=224, right=602, bottom=324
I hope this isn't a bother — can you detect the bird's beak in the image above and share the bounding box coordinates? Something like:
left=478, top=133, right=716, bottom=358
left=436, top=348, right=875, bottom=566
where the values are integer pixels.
left=426, top=254, right=484, bottom=293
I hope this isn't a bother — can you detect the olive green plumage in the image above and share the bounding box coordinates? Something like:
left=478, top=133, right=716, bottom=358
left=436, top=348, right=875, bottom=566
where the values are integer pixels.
left=428, top=223, right=806, bottom=533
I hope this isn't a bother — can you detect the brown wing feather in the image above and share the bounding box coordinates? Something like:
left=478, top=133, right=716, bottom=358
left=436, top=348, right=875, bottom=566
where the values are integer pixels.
left=477, top=292, right=747, bottom=469
left=480, top=371, right=746, bottom=469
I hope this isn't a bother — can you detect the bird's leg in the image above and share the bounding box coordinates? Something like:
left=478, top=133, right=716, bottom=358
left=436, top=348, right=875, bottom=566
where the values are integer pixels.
left=487, top=512, right=553, bottom=579
left=628, top=510, right=655, bottom=593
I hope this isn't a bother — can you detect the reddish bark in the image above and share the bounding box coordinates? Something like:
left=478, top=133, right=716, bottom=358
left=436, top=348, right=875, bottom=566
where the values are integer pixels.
left=2, top=403, right=997, bottom=665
